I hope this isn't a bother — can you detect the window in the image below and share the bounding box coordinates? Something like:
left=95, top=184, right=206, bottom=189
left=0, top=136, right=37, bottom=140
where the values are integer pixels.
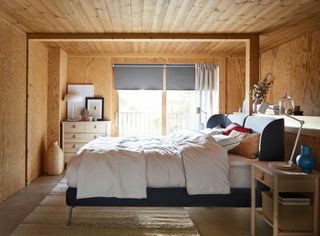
left=115, top=64, right=198, bottom=136
left=118, top=90, right=162, bottom=136
left=167, top=91, right=195, bottom=134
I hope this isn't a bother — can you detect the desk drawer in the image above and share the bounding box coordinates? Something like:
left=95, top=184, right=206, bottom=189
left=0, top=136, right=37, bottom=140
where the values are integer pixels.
left=85, top=122, right=106, bottom=133
left=64, top=133, right=102, bottom=142
left=64, top=122, right=85, bottom=133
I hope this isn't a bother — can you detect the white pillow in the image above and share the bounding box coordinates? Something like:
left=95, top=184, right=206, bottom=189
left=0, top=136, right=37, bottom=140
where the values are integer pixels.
left=212, top=134, right=241, bottom=151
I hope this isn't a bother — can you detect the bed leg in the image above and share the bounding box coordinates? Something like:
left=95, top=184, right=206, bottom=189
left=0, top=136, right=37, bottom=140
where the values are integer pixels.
left=67, top=206, right=74, bottom=226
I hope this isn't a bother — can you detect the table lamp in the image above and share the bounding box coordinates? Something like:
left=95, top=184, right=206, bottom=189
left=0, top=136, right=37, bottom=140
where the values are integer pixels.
left=258, top=101, right=305, bottom=168
left=64, top=93, right=83, bottom=121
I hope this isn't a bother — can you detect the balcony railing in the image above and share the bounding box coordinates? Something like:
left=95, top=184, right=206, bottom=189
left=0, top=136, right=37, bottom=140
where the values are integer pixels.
left=117, top=112, right=195, bottom=136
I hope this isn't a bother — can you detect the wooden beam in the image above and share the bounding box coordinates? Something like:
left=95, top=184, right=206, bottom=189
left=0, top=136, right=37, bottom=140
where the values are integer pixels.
left=67, top=53, right=246, bottom=58
left=28, top=33, right=258, bottom=42
left=245, top=35, right=260, bottom=114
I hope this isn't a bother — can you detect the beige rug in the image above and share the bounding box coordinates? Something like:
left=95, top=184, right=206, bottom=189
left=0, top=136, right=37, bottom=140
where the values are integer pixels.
left=12, top=179, right=200, bottom=236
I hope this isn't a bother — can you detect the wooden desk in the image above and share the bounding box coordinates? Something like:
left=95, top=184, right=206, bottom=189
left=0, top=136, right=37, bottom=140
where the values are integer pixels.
left=251, top=161, right=319, bottom=236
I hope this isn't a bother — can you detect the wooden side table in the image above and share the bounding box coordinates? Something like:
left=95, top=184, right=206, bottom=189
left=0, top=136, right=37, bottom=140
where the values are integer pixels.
left=251, top=161, right=319, bottom=236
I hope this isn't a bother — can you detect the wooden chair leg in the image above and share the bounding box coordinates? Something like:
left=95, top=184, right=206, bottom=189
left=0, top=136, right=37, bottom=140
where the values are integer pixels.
left=67, top=206, right=74, bottom=226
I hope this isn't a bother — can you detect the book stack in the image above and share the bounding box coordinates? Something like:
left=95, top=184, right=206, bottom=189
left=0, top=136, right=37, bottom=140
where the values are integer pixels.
left=279, top=193, right=311, bottom=206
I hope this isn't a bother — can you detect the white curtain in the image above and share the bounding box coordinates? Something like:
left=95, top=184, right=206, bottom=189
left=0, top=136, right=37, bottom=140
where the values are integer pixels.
left=195, top=64, right=219, bottom=129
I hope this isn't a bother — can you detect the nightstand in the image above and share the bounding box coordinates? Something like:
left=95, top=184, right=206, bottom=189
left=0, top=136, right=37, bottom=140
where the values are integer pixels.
left=251, top=161, right=319, bottom=236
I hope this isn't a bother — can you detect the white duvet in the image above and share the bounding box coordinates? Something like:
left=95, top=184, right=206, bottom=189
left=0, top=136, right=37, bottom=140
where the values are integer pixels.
left=66, top=130, right=230, bottom=199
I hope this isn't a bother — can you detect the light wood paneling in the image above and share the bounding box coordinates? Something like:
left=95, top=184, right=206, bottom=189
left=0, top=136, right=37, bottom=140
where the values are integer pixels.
left=0, top=0, right=320, bottom=51
left=260, top=30, right=320, bottom=116
left=27, top=42, right=48, bottom=183
left=67, top=57, right=113, bottom=121
left=0, top=17, right=26, bottom=203
left=47, top=48, right=68, bottom=148
left=226, top=57, right=246, bottom=113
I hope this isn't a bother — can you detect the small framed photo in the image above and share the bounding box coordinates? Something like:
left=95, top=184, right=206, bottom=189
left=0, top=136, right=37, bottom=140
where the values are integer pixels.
left=85, top=97, right=104, bottom=121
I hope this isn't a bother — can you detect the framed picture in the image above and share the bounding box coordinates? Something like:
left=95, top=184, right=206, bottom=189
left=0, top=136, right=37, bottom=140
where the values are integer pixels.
left=85, top=97, right=104, bottom=121
left=67, top=84, right=94, bottom=120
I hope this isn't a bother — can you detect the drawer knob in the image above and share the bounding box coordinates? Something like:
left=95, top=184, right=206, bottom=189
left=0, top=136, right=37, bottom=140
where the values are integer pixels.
left=94, top=125, right=97, bottom=128
left=94, top=135, right=97, bottom=138
left=72, top=125, right=76, bottom=128
left=72, top=144, right=75, bottom=148
left=73, top=135, right=76, bottom=138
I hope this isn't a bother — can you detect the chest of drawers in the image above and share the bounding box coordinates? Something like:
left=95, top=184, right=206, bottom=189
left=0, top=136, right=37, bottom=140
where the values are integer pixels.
left=61, top=121, right=111, bottom=163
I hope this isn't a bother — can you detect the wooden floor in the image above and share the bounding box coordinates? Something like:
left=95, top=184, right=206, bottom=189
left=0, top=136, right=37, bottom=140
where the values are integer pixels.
left=0, top=175, right=272, bottom=236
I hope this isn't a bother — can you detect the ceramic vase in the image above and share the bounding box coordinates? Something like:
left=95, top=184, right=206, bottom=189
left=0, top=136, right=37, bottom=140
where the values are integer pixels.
left=46, top=141, right=64, bottom=175
left=296, top=145, right=315, bottom=173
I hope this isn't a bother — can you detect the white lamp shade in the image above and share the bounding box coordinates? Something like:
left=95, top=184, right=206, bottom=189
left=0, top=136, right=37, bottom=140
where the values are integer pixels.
left=64, top=93, right=83, bottom=103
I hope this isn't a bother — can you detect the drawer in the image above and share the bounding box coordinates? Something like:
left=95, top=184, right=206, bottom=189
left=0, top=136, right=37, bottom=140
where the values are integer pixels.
left=253, top=166, right=273, bottom=188
left=85, top=122, right=106, bottom=133
left=64, top=152, right=76, bottom=163
left=64, top=133, right=102, bottom=142
left=64, top=122, right=85, bottom=133
left=63, top=142, right=86, bottom=152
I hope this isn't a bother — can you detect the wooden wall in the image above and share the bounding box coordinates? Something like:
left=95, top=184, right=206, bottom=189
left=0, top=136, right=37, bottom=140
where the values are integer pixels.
left=0, top=17, right=26, bottom=203
left=67, top=57, right=112, bottom=121
left=27, top=42, right=48, bottom=183
left=47, top=48, right=67, bottom=147
left=67, top=55, right=245, bottom=135
left=226, top=57, right=246, bottom=113
left=260, top=30, right=320, bottom=116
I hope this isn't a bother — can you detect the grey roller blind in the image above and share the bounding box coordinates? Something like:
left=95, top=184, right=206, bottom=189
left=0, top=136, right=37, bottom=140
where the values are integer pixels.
left=166, top=64, right=195, bottom=90
left=114, top=64, right=163, bottom=90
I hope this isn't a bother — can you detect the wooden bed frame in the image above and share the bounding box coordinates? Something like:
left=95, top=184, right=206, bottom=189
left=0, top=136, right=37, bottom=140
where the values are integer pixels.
left=65, top=114, right=285, bottom=225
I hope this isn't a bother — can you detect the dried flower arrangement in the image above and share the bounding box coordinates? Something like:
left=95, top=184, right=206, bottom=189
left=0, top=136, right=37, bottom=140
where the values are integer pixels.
left=252, top=73, right=274, bottom=100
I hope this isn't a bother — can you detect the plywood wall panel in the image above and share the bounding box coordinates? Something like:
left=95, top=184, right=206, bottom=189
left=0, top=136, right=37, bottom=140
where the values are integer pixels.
left=27, top=41, right=48, bottom=183
left=67, top=57, right=113, bottom=121
left=59, top=50, right=68, bottom=122
left=0, top=18, right=26, bottom=203
left=226, top=57, right=246, bottom=113
left=47, top=48, right=68, bottom=147
left=260, top=30, right=320, bottom=116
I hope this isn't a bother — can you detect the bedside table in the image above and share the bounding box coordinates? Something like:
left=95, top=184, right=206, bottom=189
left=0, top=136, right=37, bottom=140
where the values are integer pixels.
left=251, top=161, right=319, bottom=236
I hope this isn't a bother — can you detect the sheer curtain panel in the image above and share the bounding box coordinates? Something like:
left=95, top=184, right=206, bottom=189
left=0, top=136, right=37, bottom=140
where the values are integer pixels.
left=195, top=64, right=219, bottom=129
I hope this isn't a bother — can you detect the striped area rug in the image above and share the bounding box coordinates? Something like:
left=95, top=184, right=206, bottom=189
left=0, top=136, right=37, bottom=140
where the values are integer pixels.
left=12, top=179, right=200, bottom=236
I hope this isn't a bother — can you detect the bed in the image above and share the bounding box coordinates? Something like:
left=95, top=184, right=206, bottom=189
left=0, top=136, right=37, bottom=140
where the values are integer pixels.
left=65, top=114, right=284, bottom=225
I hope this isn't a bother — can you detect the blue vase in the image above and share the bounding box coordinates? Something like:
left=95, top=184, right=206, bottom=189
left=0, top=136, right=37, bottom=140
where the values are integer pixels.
left=296, top=145, right=316, bottom=173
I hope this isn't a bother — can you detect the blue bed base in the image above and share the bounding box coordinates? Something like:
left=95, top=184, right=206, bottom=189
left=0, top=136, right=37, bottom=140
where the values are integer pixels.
left=65, top=114, right=284, bottom=225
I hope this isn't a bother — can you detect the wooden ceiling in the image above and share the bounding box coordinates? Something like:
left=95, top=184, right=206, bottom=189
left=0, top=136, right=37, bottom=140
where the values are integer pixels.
left=1, top=0, right=320, bottom=55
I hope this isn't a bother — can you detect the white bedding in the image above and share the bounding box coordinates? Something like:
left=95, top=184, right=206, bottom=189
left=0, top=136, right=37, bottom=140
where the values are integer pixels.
left=66, top=130, right=230, bottom=199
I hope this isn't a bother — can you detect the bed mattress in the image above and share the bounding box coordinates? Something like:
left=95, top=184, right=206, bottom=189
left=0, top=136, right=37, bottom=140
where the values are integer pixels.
left=66, top=153, right=252, bottom=189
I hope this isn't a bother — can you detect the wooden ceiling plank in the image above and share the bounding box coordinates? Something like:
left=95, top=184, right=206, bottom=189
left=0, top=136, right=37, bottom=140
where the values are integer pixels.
left=104, top=0, right=122, bottom=32
left=141, top=0, right=157, bottom=32
left=151, top=0, right=169, bottom=32
left=170, top=0, right=197, bottom=32
left=131, top=0, right=143, bottom=32
left=118, top=0, right=131, bottom=32
left=92, top=0, right=113, bottom=32
left=179, top=0, right=209, bottom=32
left=158, top=0, right=181, bottom=32
left=198, top=0, right=234, bottom=32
